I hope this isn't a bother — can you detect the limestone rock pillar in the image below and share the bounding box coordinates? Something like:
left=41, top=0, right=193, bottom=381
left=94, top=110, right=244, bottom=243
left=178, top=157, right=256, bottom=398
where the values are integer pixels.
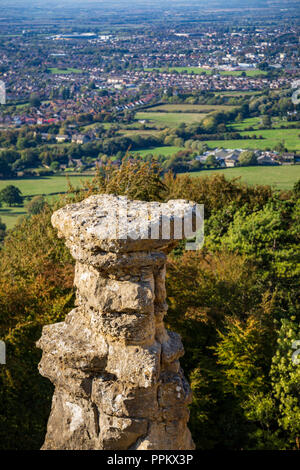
left=37, top=194, right=196, bottom=450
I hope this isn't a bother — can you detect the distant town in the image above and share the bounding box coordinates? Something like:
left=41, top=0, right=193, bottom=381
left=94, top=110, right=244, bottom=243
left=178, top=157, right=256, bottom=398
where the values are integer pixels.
left=0, top=0, right=299, bottom=180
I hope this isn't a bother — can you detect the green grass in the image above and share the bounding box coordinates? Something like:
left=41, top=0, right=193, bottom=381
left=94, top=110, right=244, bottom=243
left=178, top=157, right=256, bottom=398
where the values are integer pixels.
left=204, top=128, right=300, bottom=151
left=81, top=122, right=113, bottom=131
left=145, top=67, right=267, bottom=77
left=48, top=67, right=83, bottom=74
left=0, top=206, right=28, bottom=229
left=230, top=118, right=300, bottom=132
left=215, top=91, right=263, bottom=97
left=118, top=129, right=160, bottom=137
left=145, top=104, right=236, bottom=113
left=189, top=165, right=300, bottom=191
left=132, top=146, right=183, bottom=157
left=0, top=175, right=93, bottom=197
left=230, top=117, right=262, bottom=130
left=271, top=120, right=300, bottom=129
left=145, top=66, right=210, bottom=75
left=220, top=69, right=267, bottom=77
left=136, top=112, right=207, bottom=127
left=0, top=175, right=92, bottom=229
left=240, top=128, right=300, bottom=150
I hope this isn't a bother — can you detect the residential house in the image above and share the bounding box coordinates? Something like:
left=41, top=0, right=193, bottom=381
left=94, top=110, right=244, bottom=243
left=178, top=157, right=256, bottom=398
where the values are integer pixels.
left=257, top=154, right=276, bottom=165
left=56, top=134, right=69, bottom=143
left=71, top=134, right=90, bottom=144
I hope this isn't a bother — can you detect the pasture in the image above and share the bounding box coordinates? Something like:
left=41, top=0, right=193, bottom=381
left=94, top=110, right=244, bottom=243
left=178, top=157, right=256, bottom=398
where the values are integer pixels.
left=136, top=111, right=207, bottom=127
left=189, top=165, right=300, bottom=191
left=230, top=117, right=300, bottom=131
left=132, top=146, right=183, bottom=157
left=204, top=128, right=300, bottom=151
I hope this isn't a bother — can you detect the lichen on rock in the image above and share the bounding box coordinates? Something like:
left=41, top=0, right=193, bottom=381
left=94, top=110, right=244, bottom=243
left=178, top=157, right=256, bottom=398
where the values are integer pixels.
left=37, top=194, right=195, bottom=450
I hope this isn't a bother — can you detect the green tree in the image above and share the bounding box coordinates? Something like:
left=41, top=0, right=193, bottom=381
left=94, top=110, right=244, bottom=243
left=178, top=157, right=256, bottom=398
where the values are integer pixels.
left=26, top=196, right=47, bottom=215
left=202, top=116, right=217, bottom=133
left=239, top=151, right=256, bottom=166
left=261, top=115, right=272, bottom=128
left=205, top=154, right=218, bottom=168
left=0, top=158, right=10, bottom=177
left=274, top=141, right=286, bottom=153
left=293, top=179, right=300, bottom=196
left=0, top=217, right=6, bottom=242
left=73, top=159, right=167, bottom=203
left=0, top=185, right=23, bottom=206
left=50, top=161, right=60, bottom=172
left=29, top=93, right=41, bottom=108
left=270, top=318, right=300, bottom=449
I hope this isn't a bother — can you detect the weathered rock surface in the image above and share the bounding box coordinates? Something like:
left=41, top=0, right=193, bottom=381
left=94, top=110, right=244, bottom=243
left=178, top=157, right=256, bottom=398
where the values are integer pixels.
left=37, top=194, right=195, bottom=450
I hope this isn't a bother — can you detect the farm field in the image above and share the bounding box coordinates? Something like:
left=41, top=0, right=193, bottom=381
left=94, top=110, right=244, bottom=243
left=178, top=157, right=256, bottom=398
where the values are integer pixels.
left=0, top=175, right=92, bottom=229
left=147, top=104, right=236, bottom=113
left=230, top=117, right=300, bottom=131
left=135, top=111, right=207, bottom=127
left=132, top=145, right=183, bottom=157
left=239, top=128, right=300, bottom=150
left=189, top=165, right=300, bottom=190
left=145, top=66, right=267, bottom=77
left=118, top=129, right=160, bottom=137
left=230, top=117, right=262, bottom=130
left=204, top=128, right=300, bottom=151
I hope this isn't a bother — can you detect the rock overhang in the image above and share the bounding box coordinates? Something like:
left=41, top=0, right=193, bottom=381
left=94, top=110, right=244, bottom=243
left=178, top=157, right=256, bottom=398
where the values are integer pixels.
left=51, top=194, right=199, bottom=253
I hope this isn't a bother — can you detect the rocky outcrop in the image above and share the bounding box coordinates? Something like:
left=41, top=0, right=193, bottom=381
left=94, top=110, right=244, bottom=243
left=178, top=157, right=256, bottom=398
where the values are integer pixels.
left=37, top=194, right=196, bottom=450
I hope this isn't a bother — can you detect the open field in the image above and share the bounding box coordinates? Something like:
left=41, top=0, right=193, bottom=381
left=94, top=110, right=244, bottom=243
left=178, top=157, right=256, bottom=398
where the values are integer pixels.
left=239, top=128, right=300, bottom=150
left=145, top=67, right=267, bottom=77
left=118, top=129, right=160, bottom=137
left=135, top=111, right=207, bottom=127
left=132, top=146, right=183, bottom=157
left=145, top=66, right=210, bottom=75
left=230, top=117, right=300, bottom=131
left=48, top=67, right=83, bottom=74
left=204, top=128, right=300, bottom=151
left=189, top=165, right=300, bottom=191
left=81, top=122, right=113, bottom=131
left=0, top=175, right=92, bottom=229
left=0, top=175, right=93, bottom=197
left=215, top=91, right=263, bottom=97
left=220, top=69, right=267, bottom=77
left=146, top=104, right=236, bottom=113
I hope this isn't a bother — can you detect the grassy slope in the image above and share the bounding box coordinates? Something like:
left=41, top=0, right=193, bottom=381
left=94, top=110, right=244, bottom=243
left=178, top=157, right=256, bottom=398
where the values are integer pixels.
left=189, top=165, right=300, bottom=190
